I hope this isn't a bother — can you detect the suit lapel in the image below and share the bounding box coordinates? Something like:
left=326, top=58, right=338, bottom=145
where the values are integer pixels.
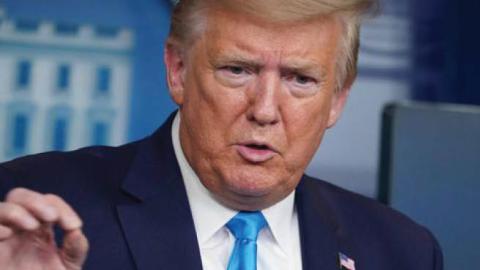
left=116, top=113, right=203, bottom=270
left=296, top=176, right=344, bottom=270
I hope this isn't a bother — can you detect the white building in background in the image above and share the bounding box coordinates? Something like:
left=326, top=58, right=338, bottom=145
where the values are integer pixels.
left=0, top=6, right=134, bottom=162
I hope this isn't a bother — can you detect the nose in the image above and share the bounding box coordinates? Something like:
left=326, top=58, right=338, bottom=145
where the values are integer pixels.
left=247, top=73, right=280, bottom=126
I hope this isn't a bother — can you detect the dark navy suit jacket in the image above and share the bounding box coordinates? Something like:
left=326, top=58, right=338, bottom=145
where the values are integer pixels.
left=0, top=113, right=443, bottom=270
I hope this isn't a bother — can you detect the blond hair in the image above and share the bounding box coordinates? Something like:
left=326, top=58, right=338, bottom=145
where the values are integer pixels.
left=169, top=0, right=378, bottom=91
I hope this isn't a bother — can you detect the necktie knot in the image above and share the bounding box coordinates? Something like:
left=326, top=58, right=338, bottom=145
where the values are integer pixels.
left=226, top=211, right=267, bottom=241
left=226, top=211, right=267, bottom=270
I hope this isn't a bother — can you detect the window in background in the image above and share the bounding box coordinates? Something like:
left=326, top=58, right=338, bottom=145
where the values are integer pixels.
left=55, top=23, right=79, bottom=36
left=15, top=20, right=39, bottom=32
left=16, top=60, right=32, bottom=90
left=47, top=107, right=72, bottom=151
left=92, top=121, right=110, bottom=145
left=52, top=117, right=69, bottom=151
left=56, top=64, right=71, bottom=92
left=87, top=108, right=115, bottom=147
left=95, top=66, right=111, bottom=95
left=10, top=113, right=30, bottom=155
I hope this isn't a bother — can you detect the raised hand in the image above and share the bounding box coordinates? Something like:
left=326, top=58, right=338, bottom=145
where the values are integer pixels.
left=0, top=188, right=89, bottom=270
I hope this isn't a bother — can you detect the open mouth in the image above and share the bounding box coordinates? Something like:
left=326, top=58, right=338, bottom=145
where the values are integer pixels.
left=246, top=144, right=270, bottom=150
left=236, top=142, right=276, bottom=163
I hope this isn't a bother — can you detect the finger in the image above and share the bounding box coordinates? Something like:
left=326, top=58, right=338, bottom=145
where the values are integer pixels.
left=6, top=188, right=82, bottom=232
left=0, top=224, right=13, bottom=240
left=44, top=194, right=82, bottom=231
left=6, top=188, right=58, bottom=223
left=60, top=229, right=89, bottom=269
left=0, top=202, right=40, bottom=231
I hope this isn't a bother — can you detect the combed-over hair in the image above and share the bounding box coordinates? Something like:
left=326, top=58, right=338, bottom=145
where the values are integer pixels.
left=169, top=0, right=379, bottom=91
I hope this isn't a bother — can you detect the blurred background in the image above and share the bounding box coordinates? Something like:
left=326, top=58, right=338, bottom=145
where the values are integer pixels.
left=0, top=0, right=479, bottom=268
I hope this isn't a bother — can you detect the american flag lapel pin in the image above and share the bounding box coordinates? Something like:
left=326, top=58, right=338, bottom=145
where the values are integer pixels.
left=338, top=252, right=356, bottom=270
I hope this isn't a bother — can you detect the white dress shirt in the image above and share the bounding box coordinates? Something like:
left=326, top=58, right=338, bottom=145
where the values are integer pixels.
left=171, top=113, right=303, bottom=270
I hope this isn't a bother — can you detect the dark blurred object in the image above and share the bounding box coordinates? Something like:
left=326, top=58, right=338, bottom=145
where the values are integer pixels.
left=412, top=0, right=480, bottom=105
left=378, top=102, right=480, bottom=270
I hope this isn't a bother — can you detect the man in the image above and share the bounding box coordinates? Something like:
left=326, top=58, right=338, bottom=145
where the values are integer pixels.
left=0, top=0, right=443, bottom=269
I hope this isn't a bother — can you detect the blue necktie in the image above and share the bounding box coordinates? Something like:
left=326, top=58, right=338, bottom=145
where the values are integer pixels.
left=226, top=211, right=267, bottom=270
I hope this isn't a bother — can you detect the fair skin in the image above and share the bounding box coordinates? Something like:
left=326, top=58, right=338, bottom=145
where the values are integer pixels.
left=0, top=188, right=88, bottom=270
left=165, top=8, right=351, bottom=211
left=0, top=7, right=352, bottom=269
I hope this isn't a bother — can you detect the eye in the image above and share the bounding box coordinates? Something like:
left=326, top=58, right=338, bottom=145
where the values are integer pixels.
left=215, top=65, right=252, bottom=87
left=285, top=73, right=317, bottom=86
left=225, top=66, right=246, bottom=75
left=294, top=75, right=315, bottom=85
left=283, top=72, right=321, bottom=97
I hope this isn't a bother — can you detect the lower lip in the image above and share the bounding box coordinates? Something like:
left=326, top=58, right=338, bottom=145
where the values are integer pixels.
left=236, top=145, right=276, bottom=163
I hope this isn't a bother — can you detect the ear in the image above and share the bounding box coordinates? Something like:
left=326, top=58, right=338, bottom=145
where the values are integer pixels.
left=164, top=39, right=186, bottom=106
left=326, top=77, right=353, bottom=128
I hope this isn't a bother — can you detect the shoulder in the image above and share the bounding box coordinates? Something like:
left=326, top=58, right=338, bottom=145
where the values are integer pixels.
left=300, top=175, right=443, bottom=269
left=302, top=175, right=427, bottom=234
left=0, top=141, right=141, bottom=198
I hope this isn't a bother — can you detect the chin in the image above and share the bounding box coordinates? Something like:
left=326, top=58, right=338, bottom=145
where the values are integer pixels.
left=210, top=156, right=295, bottom=206
left=223, top=167, right=282, bottom=197
left=228, top=182, right=273, bottom=197
left=212, top=167, right=295, bottom=211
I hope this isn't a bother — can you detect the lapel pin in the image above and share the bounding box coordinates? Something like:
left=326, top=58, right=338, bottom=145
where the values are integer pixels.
left=338, top=252, right=356, bottom=270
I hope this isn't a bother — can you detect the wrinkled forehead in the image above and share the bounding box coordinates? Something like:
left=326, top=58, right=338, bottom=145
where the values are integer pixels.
left=176, top=2, right=346, bottom=49
left=207, top=7, right=341, bottom=35
left=200, top=8, right=343, bottom=55
left=186, top=9, right=342, bottom=79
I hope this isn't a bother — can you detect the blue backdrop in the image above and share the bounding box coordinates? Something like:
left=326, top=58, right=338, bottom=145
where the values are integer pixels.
left=412, top=0, right=480, bottom=105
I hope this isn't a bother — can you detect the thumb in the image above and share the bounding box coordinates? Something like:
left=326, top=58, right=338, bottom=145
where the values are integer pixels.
left=60, top=229, right=89, bottom=270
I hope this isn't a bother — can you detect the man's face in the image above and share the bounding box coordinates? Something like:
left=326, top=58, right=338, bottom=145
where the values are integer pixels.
left=165, top=9, right=350, bottom=210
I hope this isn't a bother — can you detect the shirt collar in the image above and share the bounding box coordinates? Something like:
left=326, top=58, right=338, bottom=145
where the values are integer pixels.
left=262, top=188, right=296, bottom=255
left=171, top=112, right=296, bottom=253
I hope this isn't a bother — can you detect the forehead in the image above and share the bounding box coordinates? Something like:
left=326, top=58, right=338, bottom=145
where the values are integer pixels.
left=197, top=8, right=343, bottom=66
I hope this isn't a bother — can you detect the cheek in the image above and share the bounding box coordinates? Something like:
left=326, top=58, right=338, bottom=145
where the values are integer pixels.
left=282, top=99, right=332, bottom=168
left=287, top=97, right=331, bottom=139
left=182, top=81, right=248, bottom=156
left=186, top=71, right=248, bottom=120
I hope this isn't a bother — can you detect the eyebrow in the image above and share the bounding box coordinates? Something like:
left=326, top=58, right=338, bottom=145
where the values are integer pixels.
left=280, top=60, right=328, bottom=79
left=212, top=47, right=328, bottom=79
left=213, top=52, right=262, bottom=68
